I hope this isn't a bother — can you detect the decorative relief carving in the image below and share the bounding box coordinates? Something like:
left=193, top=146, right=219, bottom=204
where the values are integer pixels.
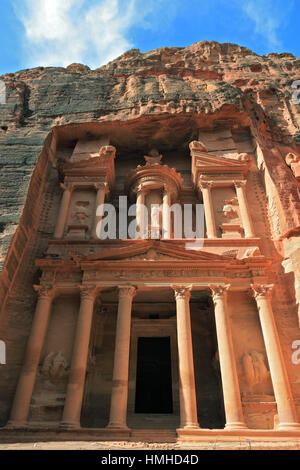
left=243, top=247, right=261, bottom=258
left=99, top=145, right=116, bottom=159
left=144, top=148, right=163, bottom=165
left=41, top=352, right=68, bottom=380
left=242, top=351, right=270, bottom=386
left=189, top=140, right=208, bottom=153
left=285, top=152, right=300, bottom=180
left=237, top=153, right=251, bottom=163
left=70, top=201, right=91, bottom=224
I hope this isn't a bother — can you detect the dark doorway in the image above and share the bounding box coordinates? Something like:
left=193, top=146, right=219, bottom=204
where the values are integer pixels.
left=135, top=337, right=173, bottom=414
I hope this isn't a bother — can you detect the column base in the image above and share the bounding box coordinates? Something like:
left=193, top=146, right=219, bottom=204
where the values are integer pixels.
left=59, top=421, right=81, bottom=430
left=5, top=420, right=28, bottom=429
left=178, top=423, right=200, bottom=430
left=225, top=422, right=247, bottom=430
left=106, top=423, right=130, bottom=431
left=277, top=422, right=300, bottom=431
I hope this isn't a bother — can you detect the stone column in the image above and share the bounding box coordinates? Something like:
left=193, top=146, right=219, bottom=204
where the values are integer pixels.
left=54, top=183, right=73, bottom=238
left=136, top=186, right=146, bottom=239
left=173, top=286, right=199, bottom=429
left=251, top=284, right=300, bottom=430
left=162, top=186, right=171, bottom=239
left=199, top=181, right=217, bottom=238
left=61, top=285, right=97, bottom=429
left=234, top=181, right=255, bottom=238
left=210, top=284, right=246, bottom=429
left=107, top=286, right=136, bottom=429
left=8, top=285, right=55, bottom=427
left=92, top=182, right=108, bottom=239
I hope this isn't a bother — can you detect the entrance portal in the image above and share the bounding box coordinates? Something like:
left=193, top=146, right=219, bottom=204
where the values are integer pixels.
left=135, top=337, right=173, bottom=414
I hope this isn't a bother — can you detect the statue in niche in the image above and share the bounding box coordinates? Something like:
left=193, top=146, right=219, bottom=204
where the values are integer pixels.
left=41, top=351, right=68, bottom=380
left=70, top=200, right=91, bottom=224
left=144, top=148, right=163, bottom=165
left=222, top=197, right=239, bottom=220
left=242, top=351, right=270, bottom=387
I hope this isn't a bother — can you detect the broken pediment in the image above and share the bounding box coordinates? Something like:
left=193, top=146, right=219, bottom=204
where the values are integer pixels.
left=190, top=141, right=251, bottom=184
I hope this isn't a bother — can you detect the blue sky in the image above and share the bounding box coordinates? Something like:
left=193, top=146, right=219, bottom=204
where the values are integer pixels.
left=0, top=0, right=299, bottom=75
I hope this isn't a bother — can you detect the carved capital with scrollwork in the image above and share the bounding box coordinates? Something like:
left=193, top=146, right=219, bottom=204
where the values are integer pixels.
left=34, top=284, right=55, bottom=299
left=209, top=284, right=230, bottom=300
left=78, top=284, right=98, bottom=300
left=251, top=284, right=274, bottom=300
left=172, top=285, right=192, bottom=301
left=118, top=285, right=137, bottom=300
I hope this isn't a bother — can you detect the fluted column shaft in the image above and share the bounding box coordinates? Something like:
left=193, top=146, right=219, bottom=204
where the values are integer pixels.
left=8, top=285, right=54, bottom=427
left=210, top=284, right=246, bottom=429
left=93, top=183, right=108, bottom=239
left=61, top=286, right=97, bottom=428
left=173, top=286, right=199, bottom=429
left=107, top=286, right=136, bottom=429
left=200, top=181, right=217, bottom=238
left=54, top=184, right=73, bottom=238
left=235, top=181, right=255, bottom=238
left=252, top=284, right=300, bottom=430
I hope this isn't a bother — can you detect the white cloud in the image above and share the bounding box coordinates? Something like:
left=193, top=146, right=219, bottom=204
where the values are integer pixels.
left=234, top=0, right=294, bottom=49
left=13, top=0, right=176, bottom=69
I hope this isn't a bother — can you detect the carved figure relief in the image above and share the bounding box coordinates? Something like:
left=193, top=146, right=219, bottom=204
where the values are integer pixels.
left=71, top=201, right=91, bottom=224
left=41, top=352, right=68, bottom=380
left=242, top=351, right=270, bottom=387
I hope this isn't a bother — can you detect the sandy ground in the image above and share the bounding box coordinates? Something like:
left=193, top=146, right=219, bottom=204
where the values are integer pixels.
left=0, top=440, right=300, bottom=450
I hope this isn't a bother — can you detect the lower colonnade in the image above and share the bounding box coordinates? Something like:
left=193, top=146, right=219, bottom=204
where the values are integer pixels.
left=6, top=280, right=300, bottom=436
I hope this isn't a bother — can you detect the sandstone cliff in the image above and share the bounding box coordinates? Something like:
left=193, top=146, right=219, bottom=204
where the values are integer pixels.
left=0, top=40, right=299, bottom=305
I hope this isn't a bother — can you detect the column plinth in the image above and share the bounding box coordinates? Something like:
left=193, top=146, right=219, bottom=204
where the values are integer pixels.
left=252, top=284, right=300, bottom=430
left=173, top=286, right=199, bottom=430
left=54, top=184, right=73, bottom=239
left=7, top=285, right=55, bottom=428
left=60, top=286, right=97, bottom=429
left=107, top=286, right=136, bottom=429
left=199, top=181, right=217, bottom=239
left=210, top=285, right=246, bottom=430
left=235, top=181, right=255, bottom=238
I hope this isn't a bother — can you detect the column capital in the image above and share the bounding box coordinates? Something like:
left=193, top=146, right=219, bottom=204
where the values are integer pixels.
left=78, top=285, right=98, bottom=300
left=33, top=284, right=55, bottom=299
left=234, top=180, right=247, bottom=189
left=210, top=284, right=230, bottom=299
left=172, top=285, right=192, bottom=301
left=60, top=182, right=74, bottom=192
left=118, top=285, right=137, bottom=300
left=135, top=183, right=148, bottom=195
left=94, top=182, right=109, bottom=192
left=251, top=284, right=274, bottom=300
left=199, top=179, right=213, bottom=190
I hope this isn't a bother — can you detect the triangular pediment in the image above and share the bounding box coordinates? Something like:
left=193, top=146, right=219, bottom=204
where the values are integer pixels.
left=79, top=241, right=232, bottom=263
